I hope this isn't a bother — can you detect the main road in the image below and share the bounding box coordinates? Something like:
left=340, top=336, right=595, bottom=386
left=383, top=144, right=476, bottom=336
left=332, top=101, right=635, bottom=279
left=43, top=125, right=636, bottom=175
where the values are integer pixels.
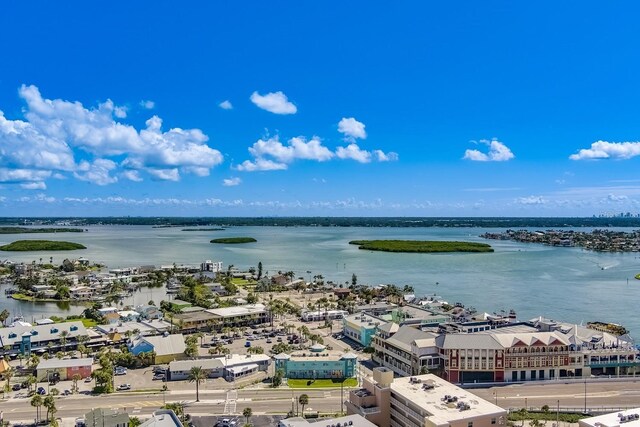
left=3, top=378, right=640, bottom=423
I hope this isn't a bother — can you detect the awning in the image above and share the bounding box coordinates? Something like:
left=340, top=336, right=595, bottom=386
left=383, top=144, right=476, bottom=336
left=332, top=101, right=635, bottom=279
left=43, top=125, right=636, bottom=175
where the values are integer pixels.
left=227, top=363, right=259, bottom=374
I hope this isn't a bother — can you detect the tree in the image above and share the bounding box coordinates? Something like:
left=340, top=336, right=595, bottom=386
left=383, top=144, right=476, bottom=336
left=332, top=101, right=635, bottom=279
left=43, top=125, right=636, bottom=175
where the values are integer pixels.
left=247, top=346, right=264, bottom=355
left=242, top=407, right=253, bottom=426
left=257, top=262, right=263, bottom=280
left=298, top=394, right=309, bottom=415
left=44, top=394, right=56, bottom=421
left=351, top=274, right=357, bottom=287
left=188, top=366, right=206, bottom=402
left=31, top=394, right=43, bottom=423
left=26, top=375, right=37, bottom=393
left=129, top=417, right=142, bottom=427
left=3, top=367, right=14, bottom=392
left=0, top=309, right=9, bottom=326
left=271, top=369, right=284, bottom=388
left=71, top=374, right=82, bottom=394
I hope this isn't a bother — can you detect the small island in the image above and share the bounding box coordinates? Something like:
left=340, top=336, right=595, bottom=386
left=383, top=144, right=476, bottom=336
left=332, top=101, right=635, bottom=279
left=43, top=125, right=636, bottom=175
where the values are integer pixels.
left=0, top=240, right=87, bottom=251
left=349, top=240, right=493, bottom=253
left=210, top=237, right=257, bottom=244
left=0, top=227, right=84, bottom=234
left=183, top=228, right=225, bottom=231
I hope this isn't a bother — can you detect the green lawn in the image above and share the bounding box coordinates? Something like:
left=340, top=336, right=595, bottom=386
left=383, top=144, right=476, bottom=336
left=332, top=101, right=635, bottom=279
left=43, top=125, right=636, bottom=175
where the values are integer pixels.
left=232, top=278, right=256, bottom=286
left=287, top=378, right=358, bottom=388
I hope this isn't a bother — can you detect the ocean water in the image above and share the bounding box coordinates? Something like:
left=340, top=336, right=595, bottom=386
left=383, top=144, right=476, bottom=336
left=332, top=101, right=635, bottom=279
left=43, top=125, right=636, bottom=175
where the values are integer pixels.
left=1, top=225, right=639, bottom=336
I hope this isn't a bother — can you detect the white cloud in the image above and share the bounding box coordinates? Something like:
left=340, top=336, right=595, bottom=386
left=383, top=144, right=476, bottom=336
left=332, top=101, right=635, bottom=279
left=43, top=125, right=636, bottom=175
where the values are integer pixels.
left=236, top=158, right=288, bottom=172
left=223, top=177, right=242, bottom=186
left=146, top=168, right=180, bottom=181
left=74, top=159, right=118, bottom=185
left=20, top=182, right=46, bottom=190
left=374, top=150, right=398, bottom=162
left=569, top=140, right=640, bottom=160
left=338, top=117, right=366, bottom=140
left=121, top=170, right=143, bottom=182
left=335, top=143, right=372, bottom=163
left=250, top=91, right=297, bottom=115
left=0, top=85, right=224, bottom=187
left=515, top=195, right=547, bottom=205
left=0, top=168, right=52, bottom=184
left=140, top=100, right=155, bottom=109
left=114, top=106, right=128, bottom=118
left=219, top=100, right=233, bottom=110
left=463, top=138, right=515, bottom=162
left=248, top=136, right=334, bottom=163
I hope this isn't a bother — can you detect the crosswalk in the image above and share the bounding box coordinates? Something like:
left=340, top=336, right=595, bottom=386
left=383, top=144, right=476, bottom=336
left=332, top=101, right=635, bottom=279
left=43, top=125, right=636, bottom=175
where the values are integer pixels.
left=224, top=390, right=238, bottom=414
left=111, top=400, right=164, bottom=410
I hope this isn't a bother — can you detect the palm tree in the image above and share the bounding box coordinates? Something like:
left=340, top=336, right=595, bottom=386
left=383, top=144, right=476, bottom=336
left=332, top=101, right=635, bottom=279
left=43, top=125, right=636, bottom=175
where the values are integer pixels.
left=44, top=394, right=56, bottom=421
left=31, top=394, right=43, bottom=423
left=298, top=394, right=309, bottom=415
left=242, top=407, right=253, bottom=426
left=26, top=375, right=37, bottom=393
left=188, top=366, right=206, bottom=402
left=4, top=367, right=15, bottom=391
left=71, top=374, right=82, bottom=394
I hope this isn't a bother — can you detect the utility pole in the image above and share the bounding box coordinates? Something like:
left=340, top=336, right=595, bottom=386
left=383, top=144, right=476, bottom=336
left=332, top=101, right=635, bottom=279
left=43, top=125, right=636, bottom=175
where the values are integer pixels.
left=584, top=378, right=587, bottom=414
left=556, top=400, right=559, bottom=427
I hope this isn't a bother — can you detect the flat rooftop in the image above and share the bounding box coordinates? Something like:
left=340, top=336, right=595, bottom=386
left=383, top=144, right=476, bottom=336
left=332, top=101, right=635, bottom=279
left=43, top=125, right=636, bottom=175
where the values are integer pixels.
left=580, top=409, right=640, bottom=427
left=390, top=374, right=506, bottom=425
left=344, top=313, right=384, bottom=328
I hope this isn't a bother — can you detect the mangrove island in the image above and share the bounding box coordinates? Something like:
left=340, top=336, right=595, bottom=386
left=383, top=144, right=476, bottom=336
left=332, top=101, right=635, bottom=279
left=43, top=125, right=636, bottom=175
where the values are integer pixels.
left=349, top=240, right=494, bottom=253
left=210, top=237, right=257, bottom=244
left=0, top=240, right=87, bottom=251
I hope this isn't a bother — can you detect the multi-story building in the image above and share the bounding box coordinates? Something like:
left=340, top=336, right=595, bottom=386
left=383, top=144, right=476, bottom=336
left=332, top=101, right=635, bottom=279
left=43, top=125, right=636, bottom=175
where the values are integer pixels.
left=343, top=313, right=383, bottom=347
left=274, top=352, right=358, bottom=380
left=346, top=368, right=506, bottom=427
left=0, top=321, right=88, bottom=356
left=84, top=409, right=129, bottom=427
left=372, top=325, right=440, bottom=377
left=205, top=303, right=269, bottom=328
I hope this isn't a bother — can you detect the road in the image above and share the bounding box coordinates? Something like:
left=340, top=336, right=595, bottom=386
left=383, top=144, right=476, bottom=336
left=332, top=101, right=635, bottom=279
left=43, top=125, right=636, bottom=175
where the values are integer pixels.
left=4, top=379, right=640, bottom=423
left=470, top=378, right=640, bottom=410
left=0, top=388, right=347, bottom=423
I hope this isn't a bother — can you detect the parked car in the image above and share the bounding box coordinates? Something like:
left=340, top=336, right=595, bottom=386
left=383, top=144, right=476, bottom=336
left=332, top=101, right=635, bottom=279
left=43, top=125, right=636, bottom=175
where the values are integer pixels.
left=266, top=338, right=273, bottom=344
left=244, top=341, right=251, bottom=347
left=152, top=374, right=165, bottom=381
left=114, top=367, right=127, bottom=375
left=116, top=384, right=131, bottom=391
left=63, top=390, right=71, bottom=396
left=152, top=366, right=166, bottom=374
left=201, top=343, right=211, bottom=348
left=277, top=337, right=283, bottom=342
left=84, top=376, right=92, bottom=383
left=37, top=387, right=46, bottom=395
left=12, top=384, right=21, bottom=391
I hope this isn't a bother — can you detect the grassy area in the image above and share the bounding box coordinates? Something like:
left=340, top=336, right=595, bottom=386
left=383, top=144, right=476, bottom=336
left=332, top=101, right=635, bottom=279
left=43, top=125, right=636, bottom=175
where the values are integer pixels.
left=210, top=237, right=257, bottom=244
left=0, top=239, right=87, bottom=251
left=232, top=278, right=256, bottom=285
left=287, top=378, right=358, bottom=388
left=10, top=293, right=35, bottom=301
left=349, top=240, right=493, bottom=253
left=508, top=411, right=588, bottom=423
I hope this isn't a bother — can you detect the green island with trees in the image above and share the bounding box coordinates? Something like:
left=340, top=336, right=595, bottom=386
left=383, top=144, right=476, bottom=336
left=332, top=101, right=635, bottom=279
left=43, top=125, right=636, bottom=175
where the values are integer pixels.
left=0, top=227, right=84, bottom=234
left=635, top=273, right=640, bottom=280
left=0, top=240, right=87, bottom=251
left=182, top=228, right=225, bottom=231
left=210, top=237, right=257, bottom=244
left=349, top=239, right=493, bottom=253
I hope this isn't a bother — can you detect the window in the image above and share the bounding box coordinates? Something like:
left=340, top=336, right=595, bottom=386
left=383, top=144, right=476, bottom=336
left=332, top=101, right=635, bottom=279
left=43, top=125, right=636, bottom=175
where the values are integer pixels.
left=491, top=418, right=497, bottom=425
left=468, top=422, right=474, bottom=427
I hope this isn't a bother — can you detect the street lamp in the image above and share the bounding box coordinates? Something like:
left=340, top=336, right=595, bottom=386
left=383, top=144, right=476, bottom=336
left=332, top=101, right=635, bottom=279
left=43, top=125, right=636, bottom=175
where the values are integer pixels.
left=493, top=391, right=498, bottom=405
left=583, top=378, right=587, bottom=414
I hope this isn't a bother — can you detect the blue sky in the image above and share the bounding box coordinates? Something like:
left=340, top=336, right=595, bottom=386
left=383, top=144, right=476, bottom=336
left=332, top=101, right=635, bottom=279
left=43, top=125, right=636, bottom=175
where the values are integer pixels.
left=1, top=2, right=640, bottom=216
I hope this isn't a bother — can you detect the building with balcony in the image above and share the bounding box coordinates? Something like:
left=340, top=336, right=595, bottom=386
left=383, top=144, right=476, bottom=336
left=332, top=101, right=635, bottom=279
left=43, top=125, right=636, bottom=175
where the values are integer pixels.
left=274, top=352, right=358, bottom=380
left=347, top=368, right=506, bottom=427
left=372, top=325, right=440, bottom=377
left=205, top=303, right=269, bottom=328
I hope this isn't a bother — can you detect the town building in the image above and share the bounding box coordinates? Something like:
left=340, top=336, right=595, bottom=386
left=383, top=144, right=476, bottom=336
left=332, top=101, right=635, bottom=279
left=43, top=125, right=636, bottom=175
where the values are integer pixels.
left=139, top=410, right=183, bottom=427
left=167, top=354, right=271, bottom=381
left=346, top=368, right=507, bottom=427
left=36, top=357, right=93, bottom=381
left=201, top=260, right=223, bottom=272
left=578, top=408, right=640, bottom=427
left=301, top=309, right=349, bottom=322
left=84, top=408, right=129, bottom=427
left=0, top=321, right=88, bottom=356
left=278, top=415, right=377, bottom=427
left=205, top=303, right=269, bottom=328
left=171, top=310, right=216, bottom=332
left=343, top=313, right=383, bottom=347
left=372, top=325, right=440, bottom=376
left=129, top=333, right=186, bottom=364
left=274, top=352, right=358, bottom=380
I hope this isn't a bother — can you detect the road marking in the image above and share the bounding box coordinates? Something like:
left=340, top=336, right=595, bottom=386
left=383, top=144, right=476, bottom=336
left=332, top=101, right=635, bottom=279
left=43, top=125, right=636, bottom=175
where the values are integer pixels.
left=324, top=392, right=331, bottom=398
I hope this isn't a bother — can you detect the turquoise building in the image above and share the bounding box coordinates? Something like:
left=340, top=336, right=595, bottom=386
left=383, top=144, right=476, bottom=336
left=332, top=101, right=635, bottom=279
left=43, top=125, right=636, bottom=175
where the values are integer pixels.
left=274, top=353, right=358, bottom=379
left=342, top=313, right=381, bottom=347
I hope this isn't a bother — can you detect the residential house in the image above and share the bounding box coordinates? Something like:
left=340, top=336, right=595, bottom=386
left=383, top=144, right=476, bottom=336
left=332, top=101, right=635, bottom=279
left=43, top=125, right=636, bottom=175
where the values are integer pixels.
left=129, top=333, right=186, bottom=364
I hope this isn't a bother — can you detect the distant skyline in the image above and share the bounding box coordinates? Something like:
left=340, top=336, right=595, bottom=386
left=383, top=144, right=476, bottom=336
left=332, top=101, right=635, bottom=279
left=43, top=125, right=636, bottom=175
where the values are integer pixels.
left=2, top=2, right=640, bottom=216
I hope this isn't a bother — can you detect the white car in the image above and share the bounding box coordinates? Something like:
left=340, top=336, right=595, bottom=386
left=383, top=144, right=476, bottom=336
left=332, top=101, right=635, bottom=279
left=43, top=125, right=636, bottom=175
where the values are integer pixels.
left=116, top=384, right=131, bottom=391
